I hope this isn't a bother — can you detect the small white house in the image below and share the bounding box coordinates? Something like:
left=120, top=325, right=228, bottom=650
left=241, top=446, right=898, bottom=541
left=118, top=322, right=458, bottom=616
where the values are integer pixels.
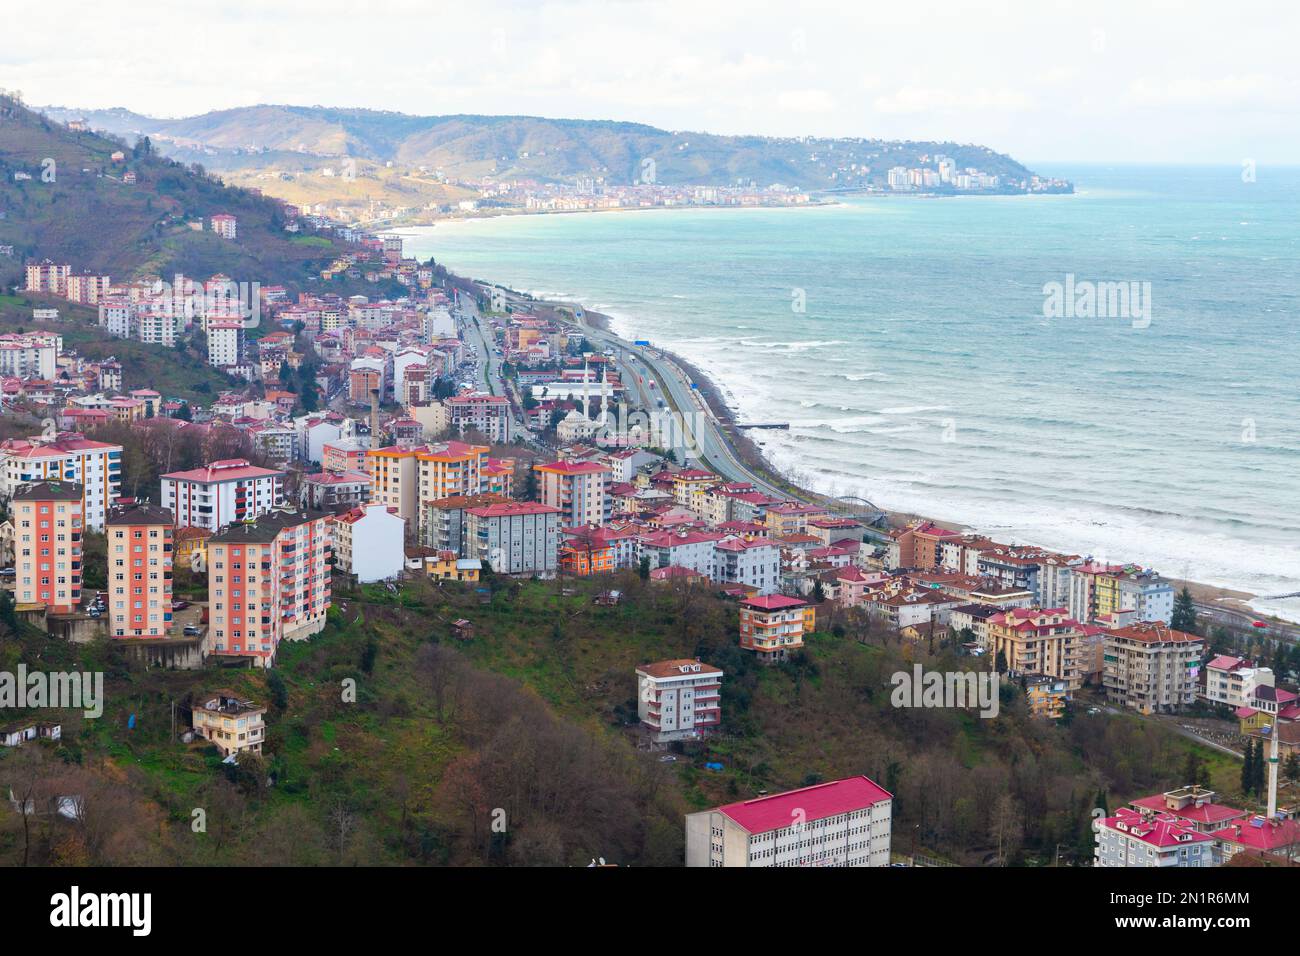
left=332, top=503, right=406, bottom=582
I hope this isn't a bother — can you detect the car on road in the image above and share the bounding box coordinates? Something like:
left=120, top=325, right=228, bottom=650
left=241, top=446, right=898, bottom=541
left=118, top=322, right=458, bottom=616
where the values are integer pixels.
left=1253, top=620, right=1268, bottom=628
left=172, top=600, right=191, bottom=611
left=183, top=624, right=202, bottom=636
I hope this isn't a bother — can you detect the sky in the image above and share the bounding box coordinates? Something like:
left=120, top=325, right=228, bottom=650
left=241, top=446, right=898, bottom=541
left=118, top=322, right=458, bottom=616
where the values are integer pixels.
left=4, top=0, right=1299, bottom=164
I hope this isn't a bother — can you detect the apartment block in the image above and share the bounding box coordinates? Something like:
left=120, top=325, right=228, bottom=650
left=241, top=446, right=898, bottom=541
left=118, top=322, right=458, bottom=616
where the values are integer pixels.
left=685, top=776, right=893, bottom=868
left=445, top=393, right=510, bottom=443
left=12, top=481, right=83, bottom=613
left=464, top=500, right=560, bottom=575
left=986, top=607, right=1087, bottom=691
left=161, top=458, right=285, bottom=532
left=1093, top=807, right=1214, bottom=867
left=105, top=503, right=174, bottom=638
left=738, top=594, right=815, bottom=663
left=0, top=433, right=123, bottom=530
left=636, top=659, right=723, bottom=743
left=1103, top=622, right=1204, bottom=714
left=535, top=459, right=611, bottom=528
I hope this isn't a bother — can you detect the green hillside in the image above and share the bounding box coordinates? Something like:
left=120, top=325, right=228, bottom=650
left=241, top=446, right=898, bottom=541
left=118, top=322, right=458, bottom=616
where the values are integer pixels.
left=0, top=95, right=368, bottom=293
left=38, top=102, right=1050, bottom=190
left=0, top=574, right=1239, bottom=867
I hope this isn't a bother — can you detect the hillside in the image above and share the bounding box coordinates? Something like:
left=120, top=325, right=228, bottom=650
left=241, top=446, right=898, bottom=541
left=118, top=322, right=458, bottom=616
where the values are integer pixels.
left=0, top=95, right=370, bottom=293
left=38, top=103, right=1049, bottom=191
left=0, top=573, right=1246, bottom=867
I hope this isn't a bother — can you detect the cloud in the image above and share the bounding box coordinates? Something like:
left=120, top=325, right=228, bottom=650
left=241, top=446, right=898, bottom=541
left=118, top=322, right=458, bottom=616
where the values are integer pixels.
left=873, top=86, right=1034, bottom=115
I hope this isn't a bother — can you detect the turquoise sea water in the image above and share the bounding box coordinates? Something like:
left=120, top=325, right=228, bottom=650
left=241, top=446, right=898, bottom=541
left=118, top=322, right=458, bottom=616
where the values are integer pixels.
left=398, top=165, right=1300, bottom=620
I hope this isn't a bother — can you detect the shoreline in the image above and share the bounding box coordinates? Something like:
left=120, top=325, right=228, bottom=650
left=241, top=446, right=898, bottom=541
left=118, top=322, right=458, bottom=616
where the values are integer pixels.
left=515, top=299, right=1276, bottom=623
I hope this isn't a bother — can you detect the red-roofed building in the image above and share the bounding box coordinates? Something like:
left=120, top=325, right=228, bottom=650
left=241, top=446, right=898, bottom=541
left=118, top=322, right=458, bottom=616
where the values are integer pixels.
left=685, top=775, right=893, bottom=867
left=464, top=501, right=560, bottom=575
left=1094, top=807, right=1215, bottom=867
left=1104, top=622, right=1204, bottom=714
left=1213, top=816, right=1300, bottom=863
left=738, top=594, right=815, bottom=663
left=636, top=659, right=723, bottom=743
left=1128, top=786, right=1247, bottom=834
left=160, top=458, right=286, bottom=532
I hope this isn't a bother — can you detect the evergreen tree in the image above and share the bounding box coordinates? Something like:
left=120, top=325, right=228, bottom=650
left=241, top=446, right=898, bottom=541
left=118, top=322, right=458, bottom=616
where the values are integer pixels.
left=1255, top=738, right=1269, bottom=796
left=638, top=555, right=650, bottom=581
left=1241, top=739, right=1256, bottom=796
left=1171, top=586, right=1198, bottom=633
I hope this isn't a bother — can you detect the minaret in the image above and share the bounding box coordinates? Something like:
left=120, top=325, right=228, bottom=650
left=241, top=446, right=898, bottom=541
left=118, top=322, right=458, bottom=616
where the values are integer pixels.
left=582, top=355, right=590, bottom=420
left=598, top=365, right=609, bottom=426
left=1268, top=723, right=1280, bottom=819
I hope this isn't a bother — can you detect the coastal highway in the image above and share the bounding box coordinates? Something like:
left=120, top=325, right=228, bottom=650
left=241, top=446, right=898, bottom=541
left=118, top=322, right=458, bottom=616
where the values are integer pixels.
left=496, top=288, right=793, bottom=499
left=1194, top=600, right=1300, bottom=644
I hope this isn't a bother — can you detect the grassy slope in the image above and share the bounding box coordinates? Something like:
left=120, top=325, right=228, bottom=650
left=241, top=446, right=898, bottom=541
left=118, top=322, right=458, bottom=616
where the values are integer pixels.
left=0, top=304, right=235, bottom=404
left=0, top=96, right=378, bottom=296
left=0, top=574, right=1263, bottom=867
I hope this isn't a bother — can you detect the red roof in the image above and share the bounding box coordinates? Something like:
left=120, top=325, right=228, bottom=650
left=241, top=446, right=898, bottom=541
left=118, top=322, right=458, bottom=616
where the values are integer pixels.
left=1104, top=808, right=1212, bottom=848
left=162, top=458, right=283, bottom=483
left=535, top=459, right=609, bottom=475
left=740, top=594, right=807, bottom=611
left=716, top=776, right=891, bottom=834
left=466, top=501, right=561, bottom=519
left=1212, top=817, right=1300, bottom=852
left=1130, top=794, right=1245, bottom=826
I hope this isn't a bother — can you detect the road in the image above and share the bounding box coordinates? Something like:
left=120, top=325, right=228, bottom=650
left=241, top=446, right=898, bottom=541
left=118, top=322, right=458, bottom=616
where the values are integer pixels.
left=496, top=288, right=794, bottom=499
left=1195, top=601, right=1300, bottom=644
left=452, top=288, right=535, bottom=443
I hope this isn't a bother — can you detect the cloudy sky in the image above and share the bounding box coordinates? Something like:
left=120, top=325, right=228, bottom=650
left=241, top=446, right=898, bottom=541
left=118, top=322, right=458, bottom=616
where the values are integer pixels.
left=5, top=0, right=1298, bottom=163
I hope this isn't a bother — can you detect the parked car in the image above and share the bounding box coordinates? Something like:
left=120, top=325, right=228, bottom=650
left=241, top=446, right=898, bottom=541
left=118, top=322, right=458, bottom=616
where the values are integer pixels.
left=182, top=625, right=202, bottom=636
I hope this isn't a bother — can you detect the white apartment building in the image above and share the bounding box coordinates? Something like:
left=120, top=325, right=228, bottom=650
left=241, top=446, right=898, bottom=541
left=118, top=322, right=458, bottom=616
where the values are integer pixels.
left=98, top=300, right=134, bottom=338
left=0, top=334, right=58, bottom=379
left=636, top=659, right=723, bottom=743
left=160, top=458, right=286, bottom=532
left=331, top=503, right=405, bottom=583
left=685, top=776, right=893, bottom=868
left=1093, top=808, right=1214, bottom=867
left=0, top=434, right=123, bottom=530
left=712, top=536, right=780, bottom=595
left=446, top=393, right=511, bottom=443
left=1202, top=655, right=1274, bottom=709
left=207, top=320, right=245, bottom=368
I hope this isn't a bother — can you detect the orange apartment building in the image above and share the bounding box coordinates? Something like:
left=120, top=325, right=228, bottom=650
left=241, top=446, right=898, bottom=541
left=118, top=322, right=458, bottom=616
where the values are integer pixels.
left=417, top=440, right=489, bottom=505
left=986, top=607, right=1087, bottom=691
left=12, top=481, right=84, bottom=613
left=535, top=459, right=611, bottom=527
left=365, top=444, right=420, bottom=523
left=207, top=510, right=332, bottom=667
left=105, top=503, right=174, bottom=638
left=738, top=594, right=816, bottom=664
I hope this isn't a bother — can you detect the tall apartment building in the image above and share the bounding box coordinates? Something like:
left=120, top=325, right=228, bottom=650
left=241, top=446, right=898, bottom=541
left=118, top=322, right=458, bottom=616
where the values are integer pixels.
left=535, top=459, right=610, bottom=528
left=685, top=776, right=893, bottom=868
left=986, top=607, right=1087, bottom=691
left=738, top=594, right=815, bottom=663
left=105, top=504, right=174, bottom=638
left=0, top=333, right=59, bottom=379
left=206, top=510, right=332, bottom=666
left=417, top=441, right=489, bottom=505
left=207, top=320, right=245, bottom=368
left=12, top=481, right=83, bottom=613
left=464, top=500, right=560, bottom=575
left=420, top=492, right=508, bottom=552
left=445, top=393, right=511, bottom=443
left=160, top=458, right=286, bottom=532
left=1103, top=622, right=1204, bottom=715
left=209, top=213, right=238, bottom=239
left=24, top=260, right=70, bottom=295
left=0, top=433, right=122, bottom=530
left=365, top=445, right=420, bottom=524
left=712, top=536, right=780, bottom=595
left=636, top=659, right=723, bottom=743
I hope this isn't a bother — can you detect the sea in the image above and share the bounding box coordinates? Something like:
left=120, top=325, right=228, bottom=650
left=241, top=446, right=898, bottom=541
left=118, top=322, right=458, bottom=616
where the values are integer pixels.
left=397, top=164, right=1300, bottom=622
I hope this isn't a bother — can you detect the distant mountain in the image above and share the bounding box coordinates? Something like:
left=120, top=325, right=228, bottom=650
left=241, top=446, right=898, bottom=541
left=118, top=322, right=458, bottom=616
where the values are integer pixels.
left=37, top=103, right=1052, bottom=191
left=0, top=96, right=360, bottom=289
